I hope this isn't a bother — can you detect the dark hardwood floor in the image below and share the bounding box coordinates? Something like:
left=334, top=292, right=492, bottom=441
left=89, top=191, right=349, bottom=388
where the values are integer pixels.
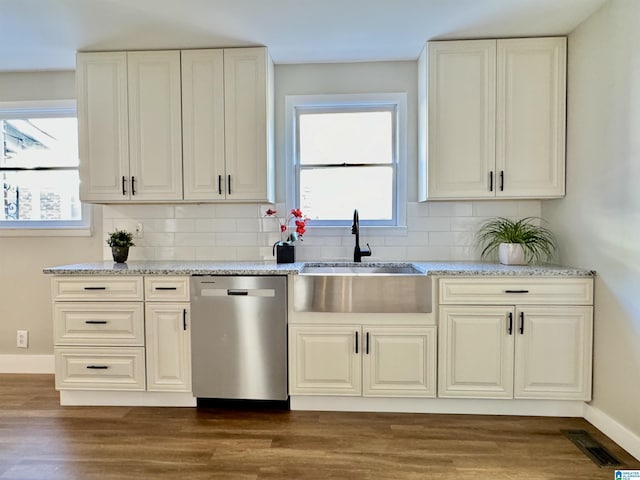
left=0, top=374, right=638, bottom=479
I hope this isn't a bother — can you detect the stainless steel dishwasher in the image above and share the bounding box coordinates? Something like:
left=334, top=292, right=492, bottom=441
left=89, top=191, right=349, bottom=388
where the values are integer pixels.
left=190, top=275, right=288, bottom=401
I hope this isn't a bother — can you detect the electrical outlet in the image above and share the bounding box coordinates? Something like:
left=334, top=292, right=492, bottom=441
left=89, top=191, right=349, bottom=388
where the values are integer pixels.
left=135, top=223, right=144, bottom=238
left=17, top=330, right=28, bottom=349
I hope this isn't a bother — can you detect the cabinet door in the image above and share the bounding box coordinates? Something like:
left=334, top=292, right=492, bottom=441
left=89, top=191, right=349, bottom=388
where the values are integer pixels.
left=289, top=325, right=361, bottom=395
left=223, top=47, right=274, bottom=202
left=362, top=326, right=436, bottom=398
left=128, top=51, right=183, bottom=201
left=514, top=306, right=592, bottom=400
left=145, top=303, right=191, bottom=392
left=77, top=52, right=130, bottom=202
left=427, top=40, right=496, bottom=199
left=182, top=50, right=226, bottom=200
left=496, top=38, right=566, bottom=198
left=439, top=306, right=514, bottom=398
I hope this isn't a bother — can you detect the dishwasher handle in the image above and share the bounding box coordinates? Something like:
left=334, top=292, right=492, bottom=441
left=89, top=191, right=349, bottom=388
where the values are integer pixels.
left=227, top=289, right=249, bottom=296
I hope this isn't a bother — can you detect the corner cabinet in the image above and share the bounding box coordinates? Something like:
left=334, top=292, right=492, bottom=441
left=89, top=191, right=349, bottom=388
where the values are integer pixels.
left=77, top=47, right=274, bottom=203
left=418, top=37, right=566, bottom=200
left=437, top=277, right=593, bottom=400
left=289, top=324, right=437, bottom=398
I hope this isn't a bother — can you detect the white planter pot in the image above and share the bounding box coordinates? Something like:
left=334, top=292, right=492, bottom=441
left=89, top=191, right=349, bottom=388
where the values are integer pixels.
left=498, top=243, right=526, bottom=265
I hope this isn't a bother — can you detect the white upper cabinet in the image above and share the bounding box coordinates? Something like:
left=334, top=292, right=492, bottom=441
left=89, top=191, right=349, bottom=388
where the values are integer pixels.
left=181, top=50, right=226, bottom=201
left=77, top=52, right=130, bottom=202
left=419, top=37, right=566, bottom=201
left=422, top=40, right=496, bottom=200
left=127, top=51, right=183, bottom=201
left=77, top=47, right=274, bottom=203
left=496, top=38, right=566, bottom=198
left=223, top=48, right=275, bottom=202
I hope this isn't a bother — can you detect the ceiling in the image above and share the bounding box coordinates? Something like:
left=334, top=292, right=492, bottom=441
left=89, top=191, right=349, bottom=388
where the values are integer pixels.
left=0, top=0, right=608, bottom=72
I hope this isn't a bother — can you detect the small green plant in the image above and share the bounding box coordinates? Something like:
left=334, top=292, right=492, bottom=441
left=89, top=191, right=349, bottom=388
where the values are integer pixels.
left=106, top=229, right=135, bottom=248
left=476, top=217, right=557, bottom=264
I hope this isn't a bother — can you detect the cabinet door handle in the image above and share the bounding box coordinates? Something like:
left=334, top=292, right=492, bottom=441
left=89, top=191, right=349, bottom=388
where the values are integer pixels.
left=155, top=287, right=177, bottom=291
left=500, top=170, right=504, bottom=191
left=365, top=332, right=370, bottom=355
left=85, top=320, right=108, bottom=325
left=489, top=171, right=494, bottom=192
left=227, top=175, right=232, bottom=195
left=183, top=309, right=187, bottom=331
left=355, top=331, right=359, bottom=354
left=519, top=312, right=525, bottom=334
left=86, top=365, right=109, bottom=370
left=131, top=176, right=136, bottom=195
left=122, top=176, right=127, bottom=195
left=218, top=175, right=223, bottom=195
left=507, top=312, right=513, bottom=335
left=83, top=286, right=106, bottom=291
left=504, top=290, right=529, bottom=294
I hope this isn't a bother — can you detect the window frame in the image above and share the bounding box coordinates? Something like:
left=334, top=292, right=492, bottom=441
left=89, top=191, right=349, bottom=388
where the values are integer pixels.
left=0, top=99, right=92, bottom=236
left=285, top=93, right=407, bottom=231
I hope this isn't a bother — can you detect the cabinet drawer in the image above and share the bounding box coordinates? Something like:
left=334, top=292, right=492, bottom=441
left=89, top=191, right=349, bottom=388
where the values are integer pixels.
left=439, top=277, right=593, bottom=305
left=144, top=276, right=190, bottom=301
left=52, top=276, right=143, bottom=301
left=55, top=347, right=146, bottom=391
left=53, top=302, right=144, bottom=346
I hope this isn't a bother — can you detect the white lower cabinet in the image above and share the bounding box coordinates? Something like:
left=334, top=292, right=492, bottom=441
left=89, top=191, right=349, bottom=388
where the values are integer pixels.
left=289, top=324, right=436, bottom=398
left=52, top=275, right=193, bottom=403
left=145, top=303, right=191, bottom=392
left=437, top=277, right=594, bottom=401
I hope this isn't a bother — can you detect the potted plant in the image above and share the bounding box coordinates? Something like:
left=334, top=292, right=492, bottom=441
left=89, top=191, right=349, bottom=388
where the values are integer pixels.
left=107, top=229, right=135, bottom=263
left=476, top=217, right=557, bottom=265
left=265, top=208, right=308, bottom=263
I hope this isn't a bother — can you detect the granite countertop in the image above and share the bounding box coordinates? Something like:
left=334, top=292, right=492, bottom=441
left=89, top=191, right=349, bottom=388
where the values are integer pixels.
left=43, top=260, right=595, bottom=277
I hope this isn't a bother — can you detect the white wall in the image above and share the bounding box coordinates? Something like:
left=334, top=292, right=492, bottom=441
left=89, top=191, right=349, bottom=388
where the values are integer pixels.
left=0, top=71, right=104, bottom=356
left=543, top=0, right=640, bottom=438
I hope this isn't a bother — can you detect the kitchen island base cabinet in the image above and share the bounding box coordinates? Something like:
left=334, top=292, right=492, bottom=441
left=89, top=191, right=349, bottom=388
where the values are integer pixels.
left=289, top=324, right=436, bottom=398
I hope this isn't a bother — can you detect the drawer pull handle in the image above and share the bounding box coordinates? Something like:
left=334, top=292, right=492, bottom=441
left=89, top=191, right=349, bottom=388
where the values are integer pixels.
left=155, top=287, right=178, bottom=291
left=183, top=309, right=187, bottom=331
left=85, top=320, right=108, bottom=325
left=83, top=287, right=106, bottom=291
left=365, top=332, right=370, bottom=355
left=504, top=289, right=529, bottom=294
left=86, top=365, right=109, bottom=370
left=355, top=331, right=359, bottom=354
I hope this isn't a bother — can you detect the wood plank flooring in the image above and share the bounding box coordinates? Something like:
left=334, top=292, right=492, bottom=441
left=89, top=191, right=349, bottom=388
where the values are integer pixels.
left=0, top=374, right=638, bottom=479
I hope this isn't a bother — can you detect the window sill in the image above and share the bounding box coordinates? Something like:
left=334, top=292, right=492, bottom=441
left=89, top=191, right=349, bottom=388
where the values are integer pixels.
left=0, top=227, right=93, bottom=237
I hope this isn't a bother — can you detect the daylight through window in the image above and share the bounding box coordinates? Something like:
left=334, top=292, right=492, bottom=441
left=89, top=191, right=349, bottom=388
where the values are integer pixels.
left=0, top=102, right=86, bottom=229
left=292, top=94, right=404, bottom=227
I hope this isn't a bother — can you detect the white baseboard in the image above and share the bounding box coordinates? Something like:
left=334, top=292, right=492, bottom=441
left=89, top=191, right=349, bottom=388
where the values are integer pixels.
left=0, top=354, right=54, bottom=374
left=583, top=404, right=640, bottom=461
left=290, top=396, right=586, bottom=417
left=60, top=390, right=197, bottom=407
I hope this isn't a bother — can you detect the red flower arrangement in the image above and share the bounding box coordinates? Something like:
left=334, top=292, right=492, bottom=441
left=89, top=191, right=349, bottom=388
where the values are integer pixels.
left=265, top=208, right=308, bottom=244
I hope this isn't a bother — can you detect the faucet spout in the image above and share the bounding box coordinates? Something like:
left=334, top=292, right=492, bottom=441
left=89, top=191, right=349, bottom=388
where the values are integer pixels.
left=352, top=209, right=371, bottom=262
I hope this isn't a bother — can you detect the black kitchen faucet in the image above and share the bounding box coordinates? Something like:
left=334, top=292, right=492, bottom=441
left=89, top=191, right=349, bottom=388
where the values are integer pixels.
left=352, top=209, right=372, bottom=262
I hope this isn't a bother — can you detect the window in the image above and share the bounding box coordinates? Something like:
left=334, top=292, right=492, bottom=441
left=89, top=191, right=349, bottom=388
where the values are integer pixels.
left=0, top=100, right=90, bottom=234
left=286, top=93, right=407, bottom=228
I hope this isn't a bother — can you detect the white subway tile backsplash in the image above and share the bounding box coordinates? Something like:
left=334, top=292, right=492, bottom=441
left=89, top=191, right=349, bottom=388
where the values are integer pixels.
left=101, top=200, right=542, bottom=262
left=429, top=202, right=473, bottom=217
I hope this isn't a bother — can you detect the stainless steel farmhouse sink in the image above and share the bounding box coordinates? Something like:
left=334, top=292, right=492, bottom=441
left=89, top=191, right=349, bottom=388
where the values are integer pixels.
left=300, top=264, right=422, bottom=275
left=295, top=263, right=431, bottom=313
